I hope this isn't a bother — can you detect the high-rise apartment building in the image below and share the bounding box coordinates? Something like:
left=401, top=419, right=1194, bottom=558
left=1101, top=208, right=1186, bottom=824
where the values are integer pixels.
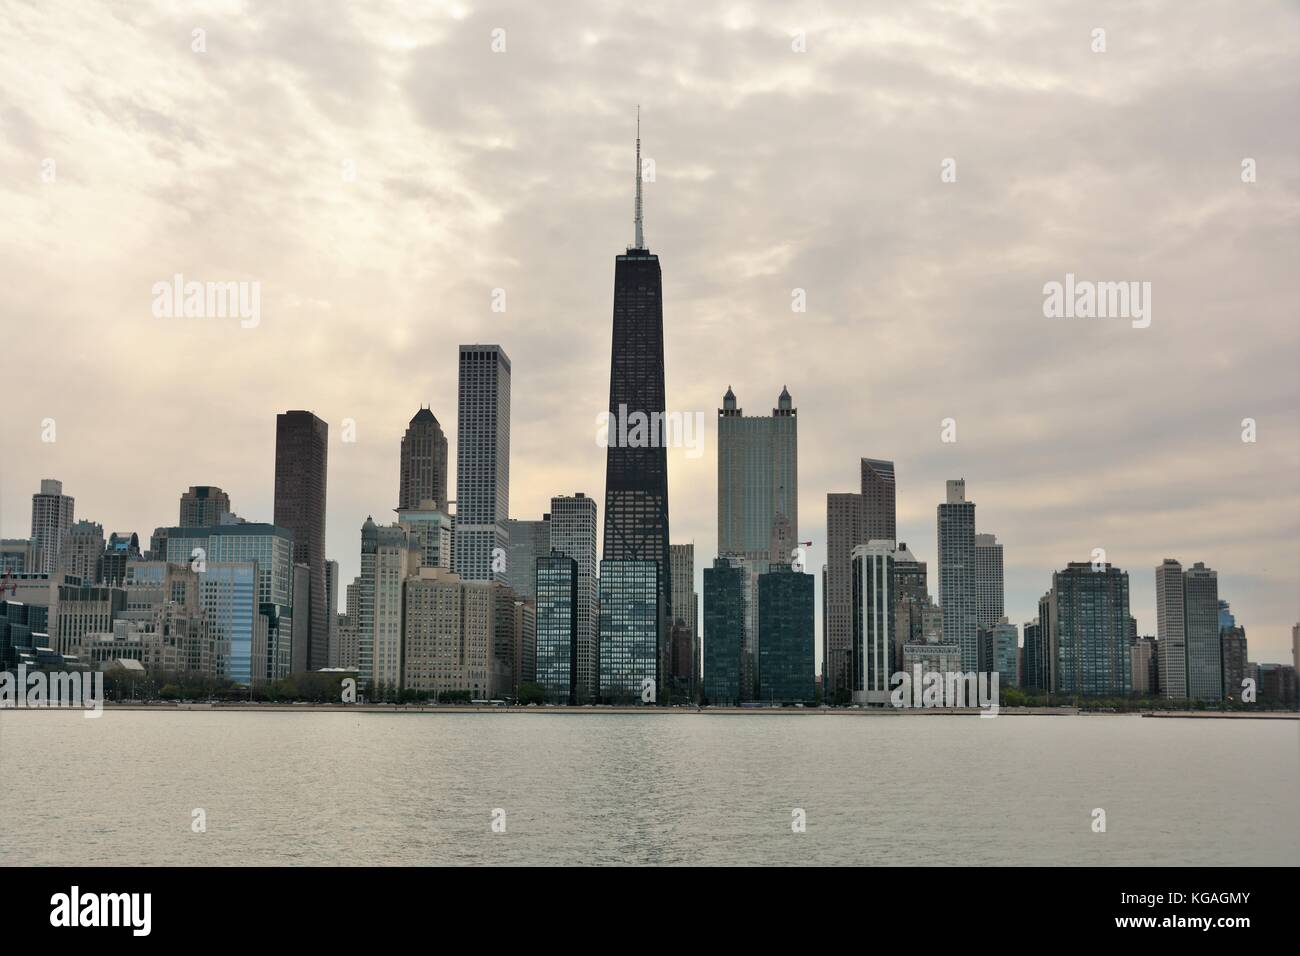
left=60, top=520, right=104, bottom=585
left=504, top=515, right=550, bottom=601
left=974, top=533, right=1004, bottom=631
left=1155, top=558, right=1187, bottom=699
left=851, top=541, right=897, bottom=705
left=455, top=345, right=511, bottom=583
left=757, top=564, right=815, bottom=704
left=31, top=479, right=75, bottom=574
left=358, top=518, right=419, bottom=696
left=598, top=559, right=659, bottom=702
left=669, top=543, right=698, bottom=697
left=703, top=556, right=745, bottom=706
left=937, top=479, right=978, bottom=672
left=1183, top=562, right=1222, bottom=702
left=1044, top=562, right=1132, bottom=697
left=536, top=551, right=578, bottom=704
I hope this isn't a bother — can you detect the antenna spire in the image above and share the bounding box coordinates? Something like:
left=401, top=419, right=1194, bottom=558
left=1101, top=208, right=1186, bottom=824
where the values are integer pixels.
left=634, top=105, right=644, bottom=249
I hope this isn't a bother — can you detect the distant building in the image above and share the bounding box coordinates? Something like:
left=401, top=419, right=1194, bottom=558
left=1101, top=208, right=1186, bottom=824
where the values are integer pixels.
left=669, top=543, right=699, bottom=699
left=703, top=556, right=745, bottom=706
left=402, top=567, right=500, bottom=699
left=717, top=386, right=798, bottom=560
left=1220, top=626, right=1247, bottom=702
left=851, top=541, right=897, bottom=705
left=0, top=540, right=33, bottom=574
left=974, top=533, right=1004, bottom=631
left=504, top=516, right=550, bottom=601
left=1257, top=664, right=1298, bottom=710
left=60, top=520, right=105, bottom=585
left=1130, top=636, right=1158, bottom=696
left=101, top=532, right=141, bottom=587
left=1044, top=562, right=1131, bottom=697
left=536, top=552, right=579, bottom=704
left=398, top=407, right=449, bottom=512
left=397, top=500, right=453, bottom=571
left=179, top=486, right=231, bottom=527
left=454, top=345, right=511, bottom=583
left=274, top=410, right=329, bottom=671
left=1021, top=616, right=1048, bottom=692
left=1183, top=562, right=1222, bottom=702
left=31, top=479, right=75, bottom=574
left=937, top=479, right=978, bottom=671
left=757, top=564, right=814, bottom=704
left=358, top=518, right=419, bottom=696
left=598, top=560, right=659, bottom=702
left=1155, top=558, right=1187, bottom=699
left=982, top=618, right=1018, bottom=689
left=549, top=494, right=598, bottom=702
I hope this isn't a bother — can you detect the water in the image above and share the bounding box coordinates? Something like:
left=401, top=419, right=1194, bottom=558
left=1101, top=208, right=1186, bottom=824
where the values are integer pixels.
left=1, top=710, right=1296, bottom=866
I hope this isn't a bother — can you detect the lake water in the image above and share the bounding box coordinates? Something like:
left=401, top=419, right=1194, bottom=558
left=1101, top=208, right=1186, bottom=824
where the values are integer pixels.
left=1, top=710, right=1296, bottom=866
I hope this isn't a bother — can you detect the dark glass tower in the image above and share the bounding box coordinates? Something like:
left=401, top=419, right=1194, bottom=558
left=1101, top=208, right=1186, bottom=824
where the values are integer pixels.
left=274, top=410, right=328, bottom=671
left=602, top=111, right=671, bottom=640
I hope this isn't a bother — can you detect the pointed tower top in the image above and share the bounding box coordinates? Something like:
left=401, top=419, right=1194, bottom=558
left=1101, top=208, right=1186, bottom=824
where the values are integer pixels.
left=633, top=105, right=644, bottom=250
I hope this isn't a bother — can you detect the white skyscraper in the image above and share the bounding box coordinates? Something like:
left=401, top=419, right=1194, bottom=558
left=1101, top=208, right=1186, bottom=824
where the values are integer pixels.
left=454, top=345, right=511, bottom=583
left=974, top=533, right=1004, bottom=631
left=1155, top=558, right=1187, bottom=699
left=30, top=478, right=75, bottom=574
left=937, top=479, right=977, bottom=671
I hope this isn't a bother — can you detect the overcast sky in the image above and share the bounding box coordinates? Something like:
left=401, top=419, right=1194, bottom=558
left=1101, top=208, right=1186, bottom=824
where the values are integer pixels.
left=2, top=0, right=1297, bottom=664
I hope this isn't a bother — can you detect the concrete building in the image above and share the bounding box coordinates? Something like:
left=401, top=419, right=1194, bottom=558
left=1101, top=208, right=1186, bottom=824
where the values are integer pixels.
left=1220, top=625, right=1247, bottom=702
left=398, top=407, right=449, bottom=512
left=937, top=479, right=978, bottom=672
left=54, top=583, right=126, bottom=658
left=402, top=567, right=499, bottom=699
left=1155, top=558, right=1187, bottom=699
left=397, top=500, right=453, bottom=572
left=974, top=533, right=1004, bottom=631
left=454, top=345, right=511, bottom=583
left=358, top=518, right=419, bottom=697
left=31, top=479, right=75, bottom=574
left=0, top=539, right=33, bottom=574
left=101, top=532, right=141, bottom=587
left=1183, top=562, right=1222, bottom=702
left=60, top=520, right=105, bottom=585
left=1131, top=636, right=1158, bottom=696
left=851, top=541, right=897, bottom=705
left=824, top=458, right=896, bottom=703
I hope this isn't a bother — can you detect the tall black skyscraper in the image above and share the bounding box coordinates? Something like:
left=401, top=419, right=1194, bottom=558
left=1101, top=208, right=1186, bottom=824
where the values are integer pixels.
left=602, top=110, right=671, bottom=628
left=274, top=410, right=329, bottom=671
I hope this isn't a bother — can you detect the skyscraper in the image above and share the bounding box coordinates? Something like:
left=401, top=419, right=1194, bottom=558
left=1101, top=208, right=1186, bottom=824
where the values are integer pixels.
left=536, top=551, right=578, bottom=704
left=398, top=407, right=449, bottom=512
left=504, top=515, right=550, bottom=601
left=851, top=541, right=897, bottom=705
left=30, top=479, right=75, bottom=574
left=359, top=518, right=419, bottom=697
left=273, top=410, right=329, bottom=670
left=597, top=559, right=660, bottom=702
left=455, top=345, right=511, bottom=583
left=602, top=112, right=671, bottom=645
left=717, top=386, right=798, bottom=560
left=703, top=556, right=745, bottom=706
left=1183, top=561, right=1222, bottom=702
left=549, top=493, right=598, bottom=702
left=179, top=486, right=231, bottom=527
left=824, top=458, right=896, bottom=702
left=757, top=563, right=815, bottom=704
left=1220, top=624, right=1247, bottom=702
left=937, top=479, right=978, bottom=672
left=974, top=533, right=1004, bottom=631
left=1155, top=558, right=1186, bottom=699
left=60, top=519, right=104, bottom=585
left=1045, top=562, right=1132, bottom=697
left=669, top=542, right=698, bottom=697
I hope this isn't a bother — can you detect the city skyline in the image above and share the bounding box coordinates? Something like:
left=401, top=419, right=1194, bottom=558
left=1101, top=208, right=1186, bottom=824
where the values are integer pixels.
left=1, top=2, right=1298, bottom=665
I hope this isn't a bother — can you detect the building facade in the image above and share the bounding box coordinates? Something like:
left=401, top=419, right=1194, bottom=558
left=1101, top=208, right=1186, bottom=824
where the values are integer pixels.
left=273, top=410, right=329, bottom=671
left=454, top=345, right=511, bottom=583
left=398, top=407, right=449, bottom=512
left=937, top=479, right=978, bottom=672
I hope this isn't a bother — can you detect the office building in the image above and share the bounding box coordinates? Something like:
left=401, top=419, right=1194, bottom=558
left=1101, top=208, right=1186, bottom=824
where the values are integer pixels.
left=179, top=486, right=231, bottom=527
left=536, top=552, right=578, bottom=704
left=703, top=556, right=745, bottom=706
left=757, top=563, right=814, bottom=704
left=455, top=345, right=511, bottom=583
left=30, top=479, right=75, bottom=574
left=274, top=410, right=329, bottom=670
left=399, top=407, right=449, bottom=512
left=598, top=559, right=659, bottom=702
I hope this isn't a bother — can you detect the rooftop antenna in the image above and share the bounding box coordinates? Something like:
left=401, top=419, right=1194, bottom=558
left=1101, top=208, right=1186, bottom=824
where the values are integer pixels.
left=634, top=105, right=644, bottom=249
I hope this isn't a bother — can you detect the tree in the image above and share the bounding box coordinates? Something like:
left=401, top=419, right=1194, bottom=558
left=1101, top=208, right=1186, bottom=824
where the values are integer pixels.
left=517, top=682, right=545, bottom=705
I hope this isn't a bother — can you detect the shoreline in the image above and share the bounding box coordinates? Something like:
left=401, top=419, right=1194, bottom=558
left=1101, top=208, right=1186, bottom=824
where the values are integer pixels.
left=5, top=703, right=1296, bottom=718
